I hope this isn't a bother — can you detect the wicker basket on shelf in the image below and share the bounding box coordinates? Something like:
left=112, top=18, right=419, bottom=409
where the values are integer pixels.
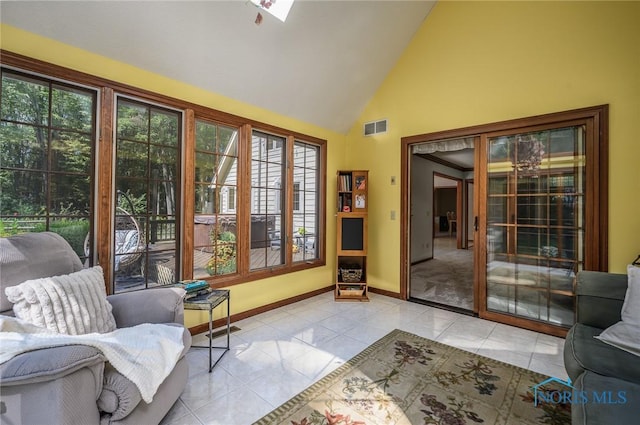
left=340, top=268, right=362, bottom=283
left=339, top=287, right=364, bottom=297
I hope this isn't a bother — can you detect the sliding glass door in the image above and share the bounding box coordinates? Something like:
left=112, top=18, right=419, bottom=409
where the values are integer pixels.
left=401, top=106, right=607, bottom=336
left=471, top=106, right=608, bottom=336
left=483, top=126, right=584, bottom=329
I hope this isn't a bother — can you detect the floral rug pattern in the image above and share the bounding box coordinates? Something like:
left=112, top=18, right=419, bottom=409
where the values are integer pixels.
left=254, top=329, right=570, bottom=425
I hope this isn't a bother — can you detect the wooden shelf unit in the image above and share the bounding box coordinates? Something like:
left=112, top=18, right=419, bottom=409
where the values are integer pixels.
left=335, top=170, right=369, bottom=301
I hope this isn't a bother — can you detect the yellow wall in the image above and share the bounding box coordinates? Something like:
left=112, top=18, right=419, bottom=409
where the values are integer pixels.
left=0, top=24, right=348, bottom=327
left=347, top=0, right=640, bottom=293
left=3, top=0, right=639, bottom=321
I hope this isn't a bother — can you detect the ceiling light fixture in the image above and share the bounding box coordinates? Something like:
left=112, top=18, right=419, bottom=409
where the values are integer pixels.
left=251, top=0, right=295, bottom=25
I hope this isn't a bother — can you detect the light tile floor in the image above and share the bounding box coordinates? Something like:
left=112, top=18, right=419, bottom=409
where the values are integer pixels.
left=160, top=292, right=568, bottom=425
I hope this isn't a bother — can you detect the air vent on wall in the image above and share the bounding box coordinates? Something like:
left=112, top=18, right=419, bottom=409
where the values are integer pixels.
left=363, top=119, right=387, bottom=136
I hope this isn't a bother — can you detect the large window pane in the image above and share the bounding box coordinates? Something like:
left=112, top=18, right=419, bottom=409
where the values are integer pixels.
left=251, top=131, right=285, bottom=270
left=292, top=141, right=319, bottom=262
left=0, top=69, right=95, bottom=266
left=114, top=98, right=180, bottom=293
left=193, top=120, right=239, bottom=279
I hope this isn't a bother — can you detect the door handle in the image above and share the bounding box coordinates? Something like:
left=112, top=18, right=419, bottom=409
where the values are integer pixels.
left=474, top=216, right=478, bottom=231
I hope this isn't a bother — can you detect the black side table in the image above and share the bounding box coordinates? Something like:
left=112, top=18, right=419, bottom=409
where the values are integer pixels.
left=183, top=289, right=230, bottom=372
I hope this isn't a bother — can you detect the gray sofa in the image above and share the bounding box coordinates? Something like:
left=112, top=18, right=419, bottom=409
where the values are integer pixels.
left=0, top=232, right=191, bottom=425
left=564, top=271, right=640, bottom=424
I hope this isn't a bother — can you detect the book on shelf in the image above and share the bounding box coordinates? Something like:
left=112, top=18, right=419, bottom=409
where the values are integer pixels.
left=339, top=174, right=352, bottom=192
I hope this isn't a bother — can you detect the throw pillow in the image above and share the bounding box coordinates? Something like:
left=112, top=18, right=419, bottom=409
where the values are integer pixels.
left=5, top=266, right=117, bottom=335
left=595, top=264, right=640, bottom=356
left=620, top=264, right=640, bottom=325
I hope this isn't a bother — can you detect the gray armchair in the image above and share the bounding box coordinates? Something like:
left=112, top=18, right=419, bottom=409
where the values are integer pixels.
left=0, top=232, right=191, bottom=425
left=564, top=271, right=640, bottom=425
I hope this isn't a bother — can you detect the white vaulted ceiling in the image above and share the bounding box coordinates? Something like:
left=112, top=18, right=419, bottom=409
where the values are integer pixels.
left=0, top=1, right=436, bottom=134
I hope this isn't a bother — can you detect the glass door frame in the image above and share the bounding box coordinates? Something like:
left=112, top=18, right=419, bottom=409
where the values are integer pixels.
left=401, top=105, right=608, bottom=337
left=476, top=110, right=607, bottom=336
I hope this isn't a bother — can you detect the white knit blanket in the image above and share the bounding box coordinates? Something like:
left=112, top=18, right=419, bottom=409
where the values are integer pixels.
left=0, top=316, right=184, bottom=403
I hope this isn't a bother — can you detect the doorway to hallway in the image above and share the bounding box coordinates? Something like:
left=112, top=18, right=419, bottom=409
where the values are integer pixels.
left=410, top=236, right=474, bottom=310
left=408, top=145, right=475, bottom=313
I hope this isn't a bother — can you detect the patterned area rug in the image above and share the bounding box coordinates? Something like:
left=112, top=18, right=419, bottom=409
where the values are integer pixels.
left=254, top=329, right=570, bottom=425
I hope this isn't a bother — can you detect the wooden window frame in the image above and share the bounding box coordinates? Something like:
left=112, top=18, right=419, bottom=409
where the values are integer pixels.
left=248, top=130, right=287, bottom=271
left=291, top=140, right=321, bottom=263
left=1, top=50, right=327, bottom=292
left=112, top=96, right=183, bottom=293
left=189, top=117, right=241, bottom=280
left=0, top=67, right=97, bottom=265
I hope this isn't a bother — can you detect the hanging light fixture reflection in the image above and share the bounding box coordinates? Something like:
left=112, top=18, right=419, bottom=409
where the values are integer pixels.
left=511, top=134, right=545, bottom=176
